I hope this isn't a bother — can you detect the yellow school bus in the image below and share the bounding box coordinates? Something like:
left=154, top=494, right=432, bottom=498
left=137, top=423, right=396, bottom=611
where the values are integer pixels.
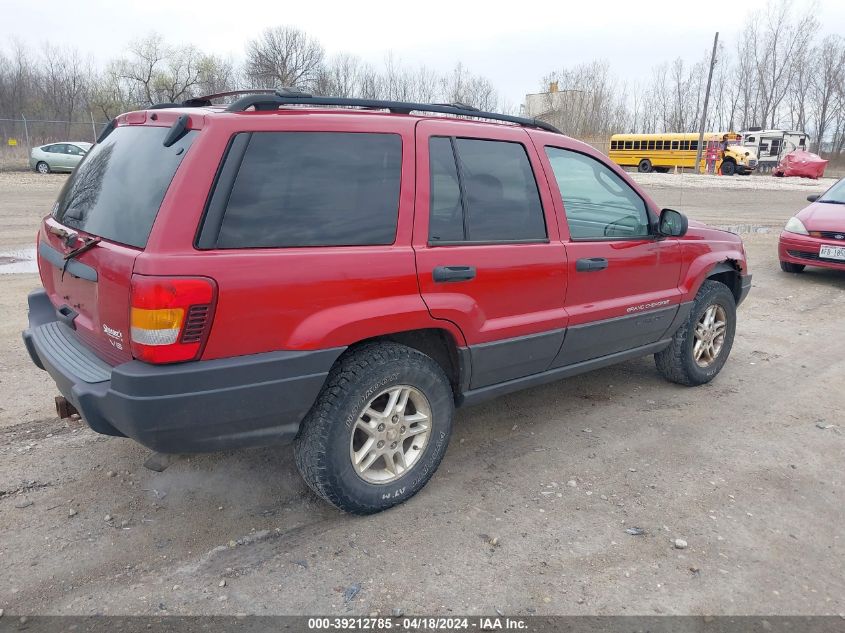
left=609, top=132, right=758, bottom=175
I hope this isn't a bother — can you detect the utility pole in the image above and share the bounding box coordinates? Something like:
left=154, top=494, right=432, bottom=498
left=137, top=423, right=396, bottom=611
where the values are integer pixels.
left=695, top=32, right=719, bottom=174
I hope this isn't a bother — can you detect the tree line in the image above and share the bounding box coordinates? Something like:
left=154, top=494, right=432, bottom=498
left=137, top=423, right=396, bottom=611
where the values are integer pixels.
left=1, top=0, right=843, bottom=155
left=0, top=28, right=498, bottom=134
left=538, top=1, right=844, bottom=154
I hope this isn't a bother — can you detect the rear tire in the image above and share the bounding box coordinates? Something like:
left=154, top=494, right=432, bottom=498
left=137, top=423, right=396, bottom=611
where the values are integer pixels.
left=780, top=260, right=805, bottom=273
left=36, top=161, right=50, bottom=174
left=294, top=342, right=454, bottom=514
left=638, top=159, right=653, bottom=173
left=655, top=280, right=737, bottom=386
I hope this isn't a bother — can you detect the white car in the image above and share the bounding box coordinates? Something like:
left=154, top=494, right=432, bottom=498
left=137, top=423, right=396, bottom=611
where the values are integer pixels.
left=30, top=142, right=93, bottom=174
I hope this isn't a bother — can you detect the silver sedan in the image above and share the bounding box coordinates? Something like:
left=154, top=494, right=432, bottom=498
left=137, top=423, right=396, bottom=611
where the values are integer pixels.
left=30, top=142, right=93, bottom=174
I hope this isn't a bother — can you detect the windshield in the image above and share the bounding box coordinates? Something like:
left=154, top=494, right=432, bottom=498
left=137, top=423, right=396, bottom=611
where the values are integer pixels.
left=818, top=179, right=845, bottom=204
left=53, top=125, right=197, bottom=248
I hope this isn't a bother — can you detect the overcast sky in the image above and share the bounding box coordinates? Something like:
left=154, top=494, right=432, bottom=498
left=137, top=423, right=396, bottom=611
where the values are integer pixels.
left=1, top=0, right=841, bottom=105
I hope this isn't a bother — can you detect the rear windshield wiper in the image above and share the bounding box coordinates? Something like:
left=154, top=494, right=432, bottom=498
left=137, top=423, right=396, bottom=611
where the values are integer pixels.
left=61, top=236, right=101, bottom=280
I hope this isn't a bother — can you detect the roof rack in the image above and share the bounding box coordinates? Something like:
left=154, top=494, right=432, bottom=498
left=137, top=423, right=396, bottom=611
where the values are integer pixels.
left=147, top=89, right=279, bottom=110
left=181, top=89, right=278, bottom=108
left=149, top=88, right=562, bottom=134
left=223, top=89, right=562, bottom=134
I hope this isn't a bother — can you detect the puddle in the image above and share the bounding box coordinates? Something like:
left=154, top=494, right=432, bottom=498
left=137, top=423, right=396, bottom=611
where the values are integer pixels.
left=715, top=224, right=774, bottom=235
left=0, top=247, right=38, bottom=274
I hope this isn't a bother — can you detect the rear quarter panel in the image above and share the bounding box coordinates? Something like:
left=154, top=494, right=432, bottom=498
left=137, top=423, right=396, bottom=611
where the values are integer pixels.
left=135, top=112, right=464, bottom=359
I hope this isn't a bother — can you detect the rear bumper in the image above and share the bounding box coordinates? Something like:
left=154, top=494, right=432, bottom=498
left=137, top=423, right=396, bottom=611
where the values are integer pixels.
left=23, top=289, right=344, bottom=453
left=779, top=233, right=845, bottom=272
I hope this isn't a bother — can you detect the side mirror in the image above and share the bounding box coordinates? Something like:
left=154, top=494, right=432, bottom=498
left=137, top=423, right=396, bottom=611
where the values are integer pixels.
left=658, top=208, right=688, bottom=237
left=807, top=194, right=820, bottom=202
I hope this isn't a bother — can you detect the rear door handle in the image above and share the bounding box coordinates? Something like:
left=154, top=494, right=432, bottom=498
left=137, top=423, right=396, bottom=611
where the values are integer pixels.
left=576, top=257, right=609, bottom=272
left=433, top=265, right=476, bottom=283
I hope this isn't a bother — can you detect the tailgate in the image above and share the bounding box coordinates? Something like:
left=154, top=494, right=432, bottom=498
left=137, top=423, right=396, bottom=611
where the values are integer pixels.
left=38, top=221, right=138, bottom=365
left=36, top=121, right=199, bottom=365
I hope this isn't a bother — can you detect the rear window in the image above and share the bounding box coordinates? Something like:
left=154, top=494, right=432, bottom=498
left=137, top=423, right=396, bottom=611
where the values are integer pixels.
left=53, top=125, right=197, bottom=248
left=214, top=132, right=402, bottom=248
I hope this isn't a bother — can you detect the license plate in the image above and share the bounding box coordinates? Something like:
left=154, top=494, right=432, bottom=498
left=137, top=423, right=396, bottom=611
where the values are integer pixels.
left=819, top=244, right=845, bottom=261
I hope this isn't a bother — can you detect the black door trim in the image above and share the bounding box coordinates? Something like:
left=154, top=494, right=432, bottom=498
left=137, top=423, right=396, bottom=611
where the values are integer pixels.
left=468, top=328, right=566, bottom=389
left=460, top=339, right=671, bottom=407
left=551, top=304, right=686, bottom=368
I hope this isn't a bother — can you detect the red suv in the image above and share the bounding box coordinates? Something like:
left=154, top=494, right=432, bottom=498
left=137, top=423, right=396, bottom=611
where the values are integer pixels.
left=23, top=90, right=751, bottom=514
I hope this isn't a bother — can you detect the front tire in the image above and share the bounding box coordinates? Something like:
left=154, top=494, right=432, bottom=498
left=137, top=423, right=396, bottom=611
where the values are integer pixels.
left=655, top=280, right=737, bottom=386
left=780, top=260, right=805, bottom=273
left=638, top=159, right=653, bottom=173
left=720, top=160, right=736, bottom=176
left=35, top=161, right=50, bottom=174
left=294, top=342, right=454, bottom=514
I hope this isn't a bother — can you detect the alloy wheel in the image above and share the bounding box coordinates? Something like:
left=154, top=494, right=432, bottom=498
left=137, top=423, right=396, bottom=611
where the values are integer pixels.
left=349, top=385, right=432, bottom=484
left=693, top=304, right=727, bottom=367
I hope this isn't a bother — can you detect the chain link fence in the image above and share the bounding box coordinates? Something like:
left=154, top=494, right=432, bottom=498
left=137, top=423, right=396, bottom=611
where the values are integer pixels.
left=0, top=115, right=109, bottom=170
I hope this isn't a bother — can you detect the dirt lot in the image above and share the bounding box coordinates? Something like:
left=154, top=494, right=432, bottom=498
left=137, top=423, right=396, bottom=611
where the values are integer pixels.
left=0, top=172, right=843, bottom=617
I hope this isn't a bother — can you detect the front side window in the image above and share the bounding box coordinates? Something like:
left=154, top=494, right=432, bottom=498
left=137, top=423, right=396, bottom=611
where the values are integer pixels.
left=216, top=132, right=402, bottom=248
left=545, top=147, right=650, bottom=240
left=428, top=137, right=546, bottom=243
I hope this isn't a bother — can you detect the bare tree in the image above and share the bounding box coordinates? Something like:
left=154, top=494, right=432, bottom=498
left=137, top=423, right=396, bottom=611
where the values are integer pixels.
left=751, top=0, right=819, bottom=128
left=196, top=53, right=239, bottom=96
left=39, top=44, right=90, bottom=135
left=441, top=63, right=498, bottom=110
left=244, top=26, right=324, bottom=90
left=809, top=35, right=845, bottom=152
left=119, top=34, right=168, bottom=105
left=315, top=53, right=363, bottom=97
left=153, top=44, right=204, bottom=103
left=88, top=62, right=135, bottom=120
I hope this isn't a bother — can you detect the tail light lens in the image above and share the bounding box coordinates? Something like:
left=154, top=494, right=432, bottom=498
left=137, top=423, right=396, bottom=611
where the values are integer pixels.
left=129, top=275, right=216, bottom=364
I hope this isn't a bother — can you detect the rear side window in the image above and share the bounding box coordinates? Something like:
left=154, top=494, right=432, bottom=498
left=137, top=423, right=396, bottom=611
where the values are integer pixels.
left=53, top=126, right=196, bottom=248
left=428, top=137, right=464, bottom=242
left=214, top=132, right=402, bottom=248
left=428, top=137, right=546, bottom=243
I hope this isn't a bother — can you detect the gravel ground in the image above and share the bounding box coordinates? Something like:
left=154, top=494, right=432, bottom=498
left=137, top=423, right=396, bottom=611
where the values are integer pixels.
left=0, top=172, right=843, bottom=617
left=629, top=171, right=838, bottom=192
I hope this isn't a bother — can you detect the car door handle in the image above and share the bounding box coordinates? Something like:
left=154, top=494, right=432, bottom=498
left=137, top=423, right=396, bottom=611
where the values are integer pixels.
left=576, top=257, right=609, bottom=272
left=433, top=265, right=476, bottom=283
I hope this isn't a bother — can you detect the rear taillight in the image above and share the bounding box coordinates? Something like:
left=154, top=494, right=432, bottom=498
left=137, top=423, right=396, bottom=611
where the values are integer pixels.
left=129, top=275, right=216, bottom=364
